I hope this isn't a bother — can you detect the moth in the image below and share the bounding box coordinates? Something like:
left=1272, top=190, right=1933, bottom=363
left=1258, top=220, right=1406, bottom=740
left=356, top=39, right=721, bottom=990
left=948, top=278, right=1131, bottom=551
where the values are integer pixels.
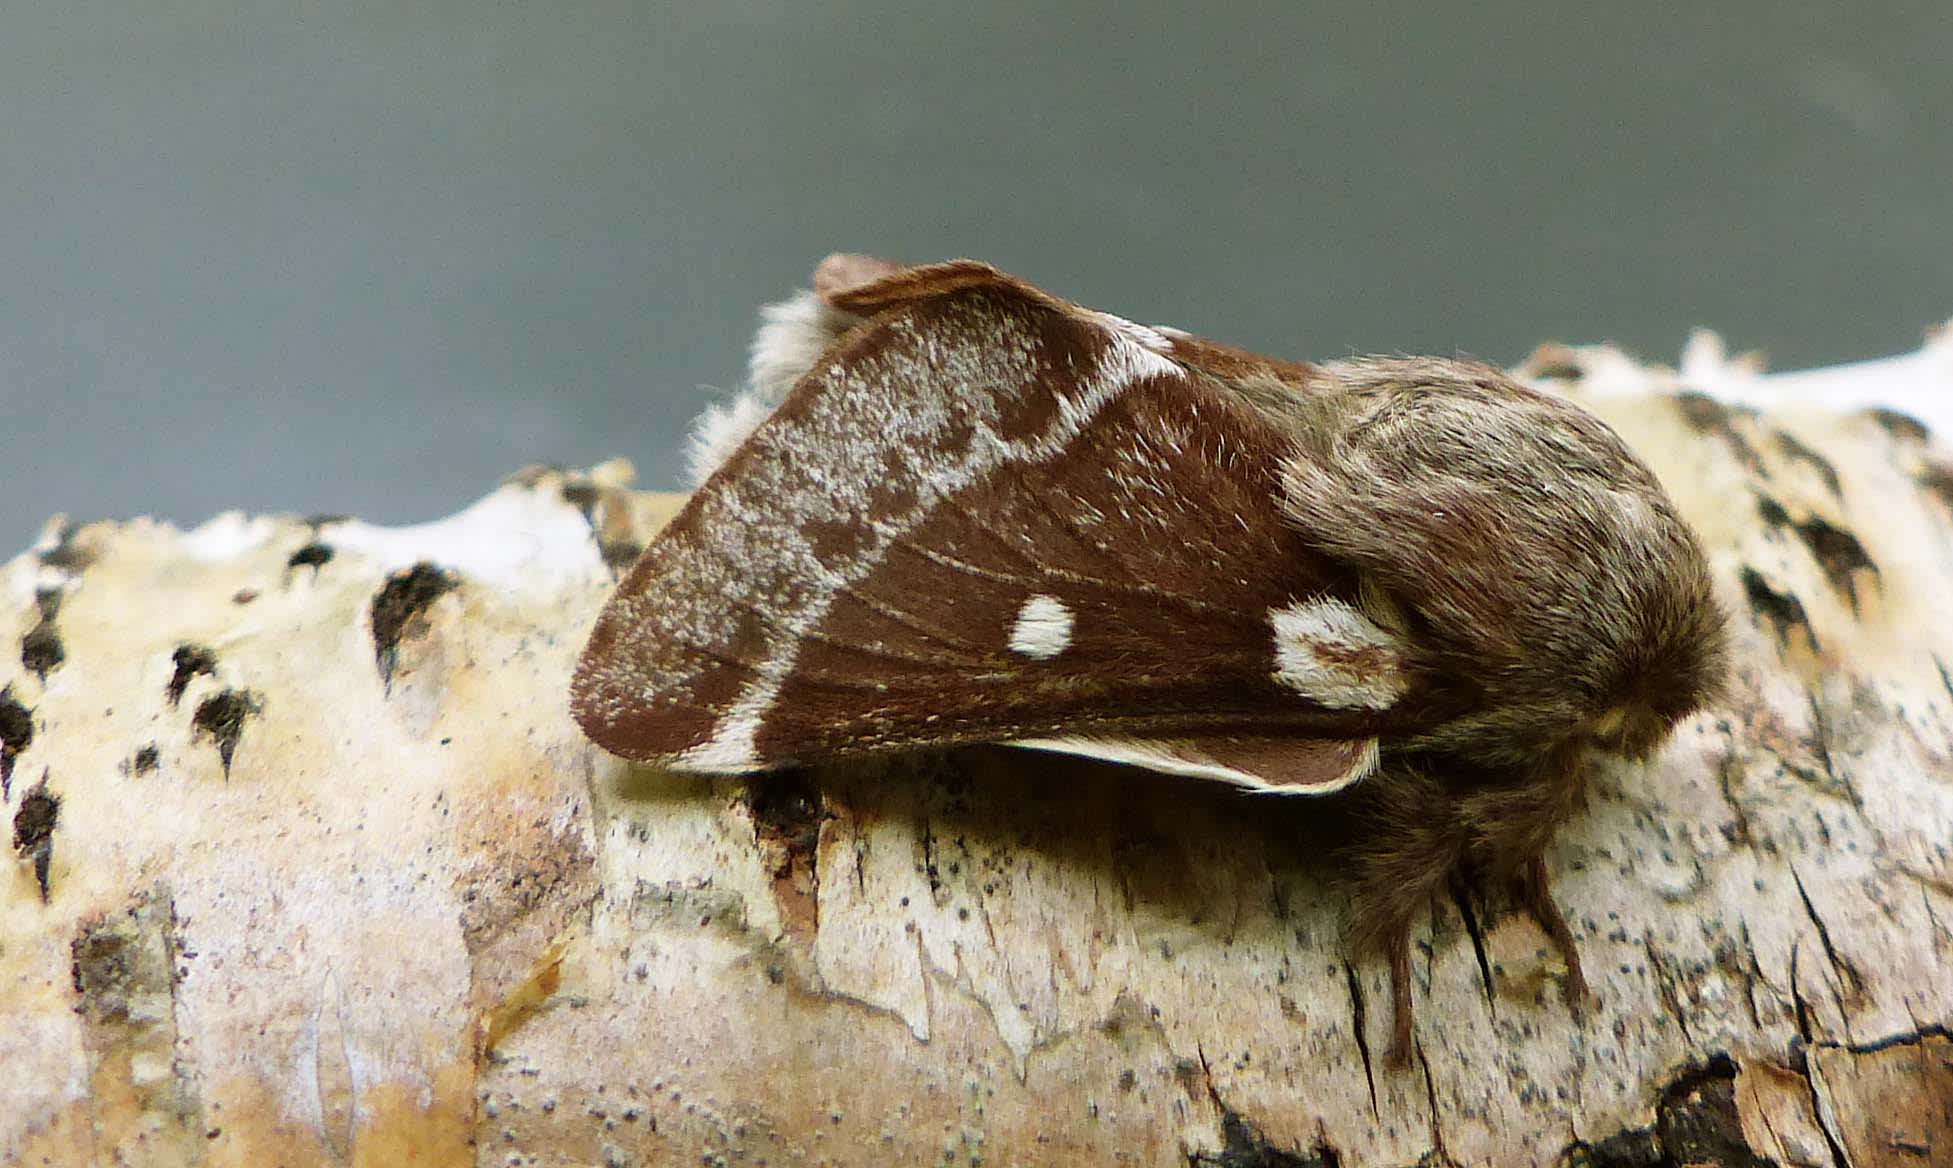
left=571, top=253, right=1727, bottom=1064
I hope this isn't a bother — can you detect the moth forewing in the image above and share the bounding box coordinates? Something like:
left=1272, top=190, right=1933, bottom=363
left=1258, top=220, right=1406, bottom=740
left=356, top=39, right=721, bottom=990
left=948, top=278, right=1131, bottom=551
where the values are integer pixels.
left=570, top=262, right=1426, bottom=774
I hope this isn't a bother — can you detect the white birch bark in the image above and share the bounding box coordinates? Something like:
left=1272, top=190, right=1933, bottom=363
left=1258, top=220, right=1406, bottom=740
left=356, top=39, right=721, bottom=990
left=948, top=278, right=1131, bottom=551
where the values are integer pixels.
left=3, top=333, right=1951, bottom=1167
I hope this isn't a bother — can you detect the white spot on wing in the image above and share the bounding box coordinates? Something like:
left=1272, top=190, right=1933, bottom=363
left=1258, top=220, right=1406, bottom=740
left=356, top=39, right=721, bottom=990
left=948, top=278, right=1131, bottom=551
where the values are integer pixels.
left=1269, top=598, right=1405, bottom=710
left=1008, top=594, right=1074, bottom=659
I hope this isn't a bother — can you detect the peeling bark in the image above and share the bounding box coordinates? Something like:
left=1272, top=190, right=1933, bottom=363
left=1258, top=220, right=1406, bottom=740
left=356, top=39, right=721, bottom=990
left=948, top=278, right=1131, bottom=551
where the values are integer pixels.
left=3, top=335, right=1952, bottom=1166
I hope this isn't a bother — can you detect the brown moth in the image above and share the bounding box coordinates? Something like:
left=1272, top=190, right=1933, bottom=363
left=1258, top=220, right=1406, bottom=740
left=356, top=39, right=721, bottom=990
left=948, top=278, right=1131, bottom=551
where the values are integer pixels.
left=571, top=254, right=1727, bottom=1064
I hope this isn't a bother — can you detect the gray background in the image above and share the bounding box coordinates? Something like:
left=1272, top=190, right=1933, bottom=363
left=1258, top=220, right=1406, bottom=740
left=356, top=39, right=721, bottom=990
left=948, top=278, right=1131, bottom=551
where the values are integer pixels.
left=4, top=3, right=1949, bottom=554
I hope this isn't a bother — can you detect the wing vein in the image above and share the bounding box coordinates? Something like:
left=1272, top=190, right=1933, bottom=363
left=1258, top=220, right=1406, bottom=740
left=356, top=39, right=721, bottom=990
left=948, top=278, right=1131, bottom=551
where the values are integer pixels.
left=892, top=539, right=1245, bottom=620
left=664, top=632, right=992, bottom=693
left=828, top=579, right=995, bottom=656
left=719, top=595, right=989, bottom=673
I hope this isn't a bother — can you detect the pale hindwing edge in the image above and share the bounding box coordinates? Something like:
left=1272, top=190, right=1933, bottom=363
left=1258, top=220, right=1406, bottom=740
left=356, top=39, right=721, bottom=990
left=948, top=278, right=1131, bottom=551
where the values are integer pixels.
left=1008, top=735, right=1378, bottom=795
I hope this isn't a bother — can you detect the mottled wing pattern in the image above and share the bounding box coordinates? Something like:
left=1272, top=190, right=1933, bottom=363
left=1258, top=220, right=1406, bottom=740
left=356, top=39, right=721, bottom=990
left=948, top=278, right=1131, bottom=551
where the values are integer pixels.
left=571, top=267, right=1418, bottom=790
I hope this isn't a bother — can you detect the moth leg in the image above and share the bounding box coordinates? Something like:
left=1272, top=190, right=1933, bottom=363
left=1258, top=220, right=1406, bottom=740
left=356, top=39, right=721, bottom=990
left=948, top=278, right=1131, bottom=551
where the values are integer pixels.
left=1519, top=853, right=1590, bottom=1011
left=1386, top=917, right=1415, bottom=1068
left=1347, top=890, right=1422, bottom=1069
left=1343, top=772, right=1467, bottom=1068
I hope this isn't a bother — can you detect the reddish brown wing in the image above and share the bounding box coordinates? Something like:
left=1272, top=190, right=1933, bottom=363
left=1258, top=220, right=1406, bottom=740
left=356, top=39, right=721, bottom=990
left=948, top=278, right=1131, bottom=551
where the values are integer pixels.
left=570, top=265, right=1419, bottom=787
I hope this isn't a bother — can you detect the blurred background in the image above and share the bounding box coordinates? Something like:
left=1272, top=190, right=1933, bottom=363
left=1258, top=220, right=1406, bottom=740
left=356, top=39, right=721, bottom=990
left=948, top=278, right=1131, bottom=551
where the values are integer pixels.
left=4, top=3, right=1949, bottom=552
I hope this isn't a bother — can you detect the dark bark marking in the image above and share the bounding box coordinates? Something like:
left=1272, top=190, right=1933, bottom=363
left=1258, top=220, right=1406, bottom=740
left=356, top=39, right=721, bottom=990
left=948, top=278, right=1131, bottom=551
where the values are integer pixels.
left=0, top=684, right=31, bottom=797
left=1752, top=497, right=1882, bottom=615
left=1675, top=393, right=1766, bottom=478
left=1790, top=517, right=1877, bottom=615
left=286, top=542, right=334, bottom=571
left=1739, top=568, right=1814, bottom=651
left=1921, top=463, right=1953, bottom=514
left=191, top=689, right=262, bottom=778
left=1797, top=689, right=1863, bottom=809
left=370, top=563, right=457, bottom=686
left=1713, top=751, right=1755, bottom=850
left=558, top=479, right=599, bottom=516
left=21, top=589, right=66, bottom=678
left=1753, top=496, right=1792, bottom=530
left=1788, top=940, right=1816, bottom=1043
left=36, top=520, right=98, bottom=572
left=560, top=478, right=643, bottom=573
left=745, top=771, right=829, bottom=948
left=1187, top=1044, right=1342, bottom=1168
left=165, top=644, right=219, bottom=707
left=1655, top=1056, right=1770, bottom=1168
left=69, top=885, right=207, bottom=1151
left=1562, top=1054, right=1769, bottom=1167
left=1791, top=1044, right=1853, bottom=1168
left=13, top=771, right=59, bottom=900
left=1773, top=430, right=1842, bottom=498
left=1865, top=407, right=1930, bottom=444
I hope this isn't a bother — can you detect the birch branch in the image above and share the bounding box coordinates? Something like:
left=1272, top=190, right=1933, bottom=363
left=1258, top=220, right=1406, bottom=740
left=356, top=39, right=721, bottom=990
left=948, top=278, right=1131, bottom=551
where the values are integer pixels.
left=3, top=332, right=1951, bottom=1167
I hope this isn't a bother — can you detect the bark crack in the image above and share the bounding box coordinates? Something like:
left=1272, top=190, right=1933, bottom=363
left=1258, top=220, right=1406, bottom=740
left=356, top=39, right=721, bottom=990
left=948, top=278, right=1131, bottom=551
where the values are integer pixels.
left=1184, top=1045, right=1342, bottom=1167
left=1920, top=883, right=1953, bottom=960
left=1643, top=935, right=1697, bottom=1046
left=1827, top=1021, right=1953, bottom=1054
left=1789, top=939, right=1817, bottom=1042
left=1790, top=866, right=1866, bottom=1037
left=1713, top=748, right=1755, bottom=850
left=1796, top=1047, right=1853, bottom=1168
left=1339, top=960, right=1379, bottom=1120
left=1414, top=1044, right=1452, bottom=1166
left=1446, top=878, right=1497, bottom=1011
left=1735, top=921, right=1768, bottom=1029
left=1799, top=689, right=1864, bottom=809
left=919, top=816, right=945, bottom=902
left=1794, top=1026, right=1953, bottom=1168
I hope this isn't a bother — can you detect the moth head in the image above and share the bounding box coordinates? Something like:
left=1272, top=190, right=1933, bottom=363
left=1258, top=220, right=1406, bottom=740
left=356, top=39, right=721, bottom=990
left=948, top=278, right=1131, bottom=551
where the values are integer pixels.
left=1587, top=704, right=1686, bottom=762
left=1584, top=541, right=1729, bottom=762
